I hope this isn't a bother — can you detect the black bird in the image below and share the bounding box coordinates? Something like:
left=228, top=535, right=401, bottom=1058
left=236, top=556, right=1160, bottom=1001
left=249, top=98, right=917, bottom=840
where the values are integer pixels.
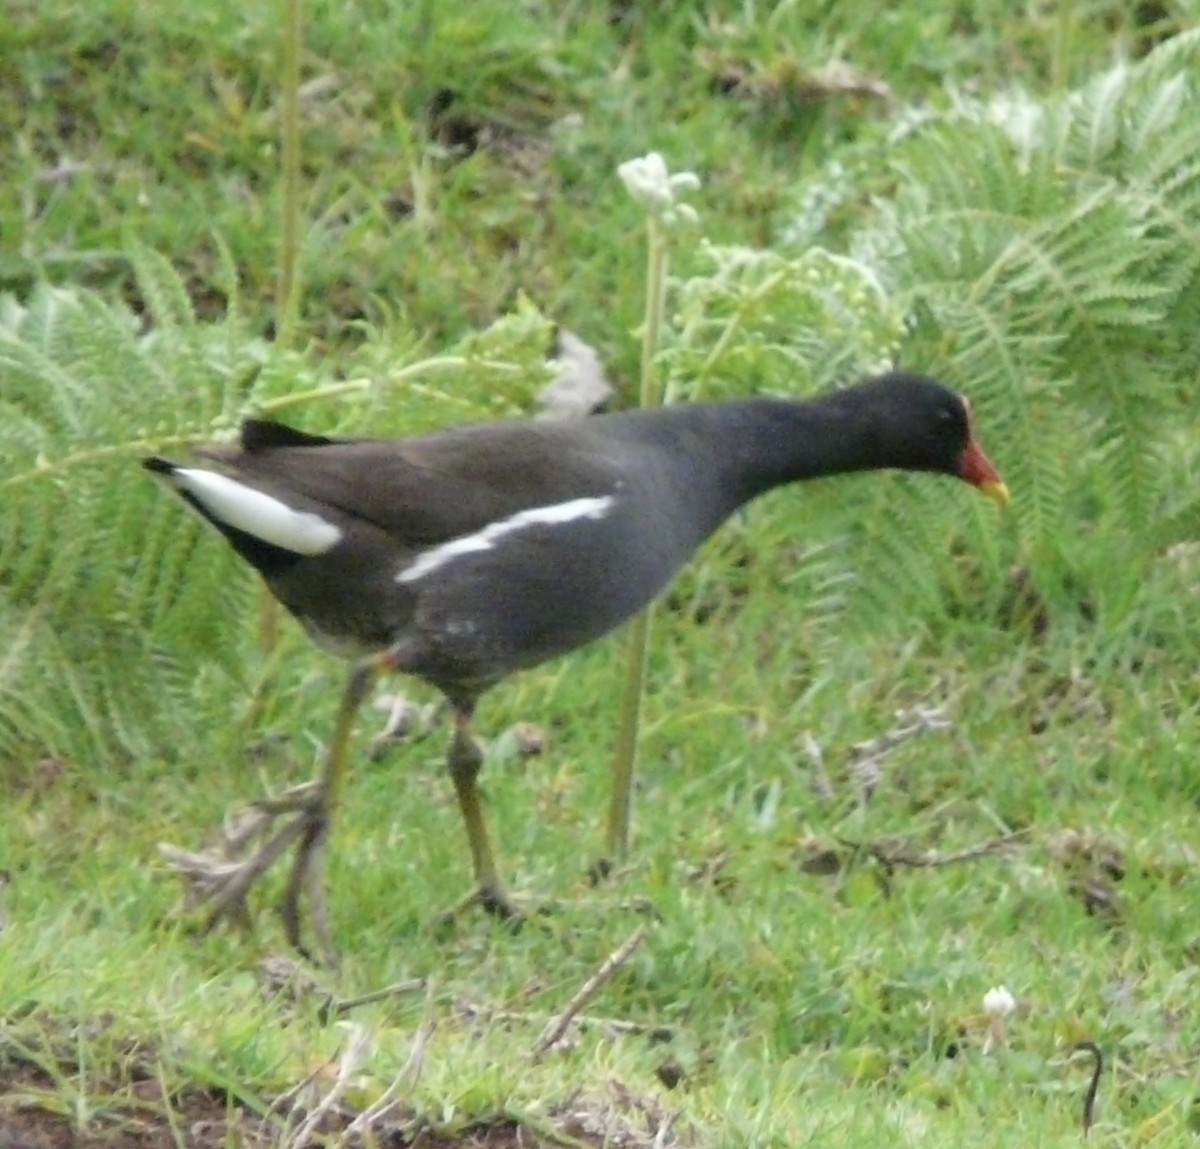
left=145, top=371, right=1008, bottom=961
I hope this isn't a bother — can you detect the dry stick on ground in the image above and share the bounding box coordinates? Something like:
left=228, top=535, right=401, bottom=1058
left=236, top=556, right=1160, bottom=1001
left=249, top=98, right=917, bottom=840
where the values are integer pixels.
left=849, top=705, right=952, bottom=803
left=457, top=996, right=675, bottom=1042
left=836, top=829, right=1031, bottom=870
left=653, top=1113, right=679, bottom=1149
left=324, top=977, right=430, bottom=1020
left=532, top=926, right=648, bottom=1059
left=276, top=1023, right=374, bottom=1149
left=341, top=1019, right=436, bottom=1143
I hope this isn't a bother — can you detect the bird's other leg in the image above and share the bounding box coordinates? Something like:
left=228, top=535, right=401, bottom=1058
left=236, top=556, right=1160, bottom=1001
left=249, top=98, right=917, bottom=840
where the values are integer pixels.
left=277, top=661, right=378, bottom=965
left=160, top=661, right=377, bottom=965
left=443, top=703, right=523, bottom=922
left=431, top=703, right=658, bottom=927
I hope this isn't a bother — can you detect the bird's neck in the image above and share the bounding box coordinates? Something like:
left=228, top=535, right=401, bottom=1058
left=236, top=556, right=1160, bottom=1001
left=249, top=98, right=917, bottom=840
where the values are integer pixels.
left=657, top=394, right=886, bottom=519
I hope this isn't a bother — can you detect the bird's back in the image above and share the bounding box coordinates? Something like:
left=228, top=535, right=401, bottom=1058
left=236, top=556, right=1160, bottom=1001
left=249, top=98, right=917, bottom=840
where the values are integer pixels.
left=185, top=411, right=732, bottom=693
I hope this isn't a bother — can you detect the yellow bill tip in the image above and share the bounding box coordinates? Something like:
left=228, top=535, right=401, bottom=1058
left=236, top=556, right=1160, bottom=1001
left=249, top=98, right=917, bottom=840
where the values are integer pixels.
left=980, top=480, right=1011, bottom=508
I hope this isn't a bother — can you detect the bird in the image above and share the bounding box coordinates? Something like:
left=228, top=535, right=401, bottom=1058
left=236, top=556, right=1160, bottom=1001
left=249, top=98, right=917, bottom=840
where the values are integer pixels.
left=144, top=370, right=1008, bottom=962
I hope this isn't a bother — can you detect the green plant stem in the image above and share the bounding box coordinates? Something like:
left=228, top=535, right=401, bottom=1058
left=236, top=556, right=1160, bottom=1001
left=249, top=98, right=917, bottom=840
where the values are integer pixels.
left=263, top=0, right=303, bottom=655
left=276, top=0, right=302, bottom=348
left=606, top=218, right=669, bottom=861
left=1051, top=2, right=1075, bottom=91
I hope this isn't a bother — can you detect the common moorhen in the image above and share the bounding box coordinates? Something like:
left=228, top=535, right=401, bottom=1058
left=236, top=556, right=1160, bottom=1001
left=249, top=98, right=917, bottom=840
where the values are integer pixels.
left=145, top=370, right=1008, bottom=961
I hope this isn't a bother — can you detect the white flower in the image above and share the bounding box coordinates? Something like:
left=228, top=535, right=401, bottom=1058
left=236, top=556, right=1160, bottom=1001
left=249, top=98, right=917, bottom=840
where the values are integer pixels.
left=982, top=985, right=1016, bottom=1055
left=617, top=152, right=700, bottom=226
left=983, top=985, right=1016, bottom=1018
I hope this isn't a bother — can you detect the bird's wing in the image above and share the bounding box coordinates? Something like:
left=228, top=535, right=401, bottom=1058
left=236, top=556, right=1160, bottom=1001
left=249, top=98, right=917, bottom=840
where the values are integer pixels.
left=202, top=418, right=629, bottom=547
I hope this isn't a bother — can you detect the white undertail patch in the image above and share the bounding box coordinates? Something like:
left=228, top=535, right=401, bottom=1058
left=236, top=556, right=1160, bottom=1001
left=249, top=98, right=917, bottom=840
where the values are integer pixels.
left=398, top=495, right=614, bottom=584
left=169, top=467, right=343, bottom=555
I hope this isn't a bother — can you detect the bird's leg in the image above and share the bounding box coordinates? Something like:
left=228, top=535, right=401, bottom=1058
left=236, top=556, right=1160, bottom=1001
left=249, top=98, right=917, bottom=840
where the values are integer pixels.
left=161, top=662, right=376, bottom=966
left=429, top=707, right=659, bottom=926
left=594, top=772, right=635, bottom=885
left=277, top=662, right=377, bottom=965
left=441, top=706, right=524, bottom=923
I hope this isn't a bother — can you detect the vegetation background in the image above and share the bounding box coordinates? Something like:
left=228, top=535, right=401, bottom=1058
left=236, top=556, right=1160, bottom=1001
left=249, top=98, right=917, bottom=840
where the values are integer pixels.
left=3, top=1, right=1200, bottom=1145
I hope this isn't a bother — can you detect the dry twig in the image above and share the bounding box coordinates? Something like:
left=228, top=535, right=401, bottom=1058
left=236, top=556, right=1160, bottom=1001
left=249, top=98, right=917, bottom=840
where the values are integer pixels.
left=325, top=977, right=430, bottom=1020
left=850, top=705, right=951, bottom=802
left=456, top=995, right=674, bottom=1042
left=837, top=829, right=1030, bottom=870
left=532, top=926, right=648, bottom=1058
left=274, top=1024, right=374, bottom=1149
left=340, top=1019, right=435, bottom=1142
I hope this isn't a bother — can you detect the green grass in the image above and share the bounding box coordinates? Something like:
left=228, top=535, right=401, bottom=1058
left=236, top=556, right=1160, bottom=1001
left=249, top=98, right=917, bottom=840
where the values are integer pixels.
left=5, top=0, right=1200, bottom=1145
left=6, top=584, right=1200, bottom=1144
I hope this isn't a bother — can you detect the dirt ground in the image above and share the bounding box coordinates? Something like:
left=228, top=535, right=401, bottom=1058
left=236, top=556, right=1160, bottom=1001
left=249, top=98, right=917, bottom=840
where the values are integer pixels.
left=0, top=1064, right=610, bottom=1149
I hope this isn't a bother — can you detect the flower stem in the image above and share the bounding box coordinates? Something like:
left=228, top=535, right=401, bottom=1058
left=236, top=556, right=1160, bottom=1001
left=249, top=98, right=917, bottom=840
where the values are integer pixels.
left=606, top=218, right=669, bottom=861
left=261, top=0, right=304, bottom=656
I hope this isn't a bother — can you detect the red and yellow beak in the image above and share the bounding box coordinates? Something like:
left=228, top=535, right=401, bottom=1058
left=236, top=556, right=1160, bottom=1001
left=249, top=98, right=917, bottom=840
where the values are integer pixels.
left=957, top=397, right=1010, bottom=507
left=960, top=436, right=1010, bottom=507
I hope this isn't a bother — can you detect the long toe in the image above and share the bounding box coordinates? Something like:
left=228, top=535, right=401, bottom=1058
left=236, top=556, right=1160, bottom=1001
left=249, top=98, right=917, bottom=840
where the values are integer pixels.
left=478, top=883, right=526, bottom=922
left=279, top=812, right=339, bottom=966
left=254, top=780, right=326, bottom=817
left=436, top=883, right=529, bottom=931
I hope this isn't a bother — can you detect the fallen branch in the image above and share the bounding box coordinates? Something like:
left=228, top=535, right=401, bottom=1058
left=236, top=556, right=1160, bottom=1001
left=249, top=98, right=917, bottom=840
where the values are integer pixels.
left=532, top=926, right=647, bottom=1059
left=850, top=705, right=952, bottom=802
left=340, top=1019, right=435, bottom=1143
left=837, top=829, right=1029, bottom=870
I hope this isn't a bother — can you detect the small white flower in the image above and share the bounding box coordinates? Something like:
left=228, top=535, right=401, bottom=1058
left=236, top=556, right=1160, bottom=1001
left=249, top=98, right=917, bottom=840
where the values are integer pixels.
left=983, top=985, right=1016, bottom=1018
left=617, top=152, right=671, bottom=208
left=617, top=152, right=700, bottom=226
left=982, top=985, right=1016, bottom=1055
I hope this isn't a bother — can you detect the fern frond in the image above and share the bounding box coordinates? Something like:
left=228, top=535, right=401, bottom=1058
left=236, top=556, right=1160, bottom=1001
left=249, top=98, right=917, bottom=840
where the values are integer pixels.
left=0, top=261, right=271, bottom=767
left=678, top=33, right=1200, bottom=640
left=125, top=242, right=197, bottom=330
left=859, top=43, right=1198, bottom=609
left=0, top=257, right=569, bottom=768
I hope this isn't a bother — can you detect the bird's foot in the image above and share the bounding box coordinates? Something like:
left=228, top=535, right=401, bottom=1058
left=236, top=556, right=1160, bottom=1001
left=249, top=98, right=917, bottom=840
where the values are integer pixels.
left=159, top=781, right=338, bottom=967
left=435, top=881, right=541, bottom=931
left=587, top=855, right=636, bottom=886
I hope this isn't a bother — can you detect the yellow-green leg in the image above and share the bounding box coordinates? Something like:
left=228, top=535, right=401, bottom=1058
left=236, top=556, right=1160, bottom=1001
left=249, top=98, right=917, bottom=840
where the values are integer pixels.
left=443, top=708, right=524, bottom=921
left=181, top=661, right=376, bottom=965
left=277, top=662, right=378, bottom=964
left=437, top=709, right=657, bottom=926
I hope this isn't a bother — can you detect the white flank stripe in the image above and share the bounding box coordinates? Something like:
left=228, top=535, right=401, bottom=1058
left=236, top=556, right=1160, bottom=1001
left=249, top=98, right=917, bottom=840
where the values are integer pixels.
left=398, top=495, right=614, bottom=584
left=173, top=467, right=343, bottom=555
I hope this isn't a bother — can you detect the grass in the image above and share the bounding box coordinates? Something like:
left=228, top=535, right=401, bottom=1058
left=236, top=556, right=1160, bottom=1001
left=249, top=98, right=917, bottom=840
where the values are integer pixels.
left=6, top=590, right=1200, bottom=1144
left=4, top=0, right=1200, bottom=1146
